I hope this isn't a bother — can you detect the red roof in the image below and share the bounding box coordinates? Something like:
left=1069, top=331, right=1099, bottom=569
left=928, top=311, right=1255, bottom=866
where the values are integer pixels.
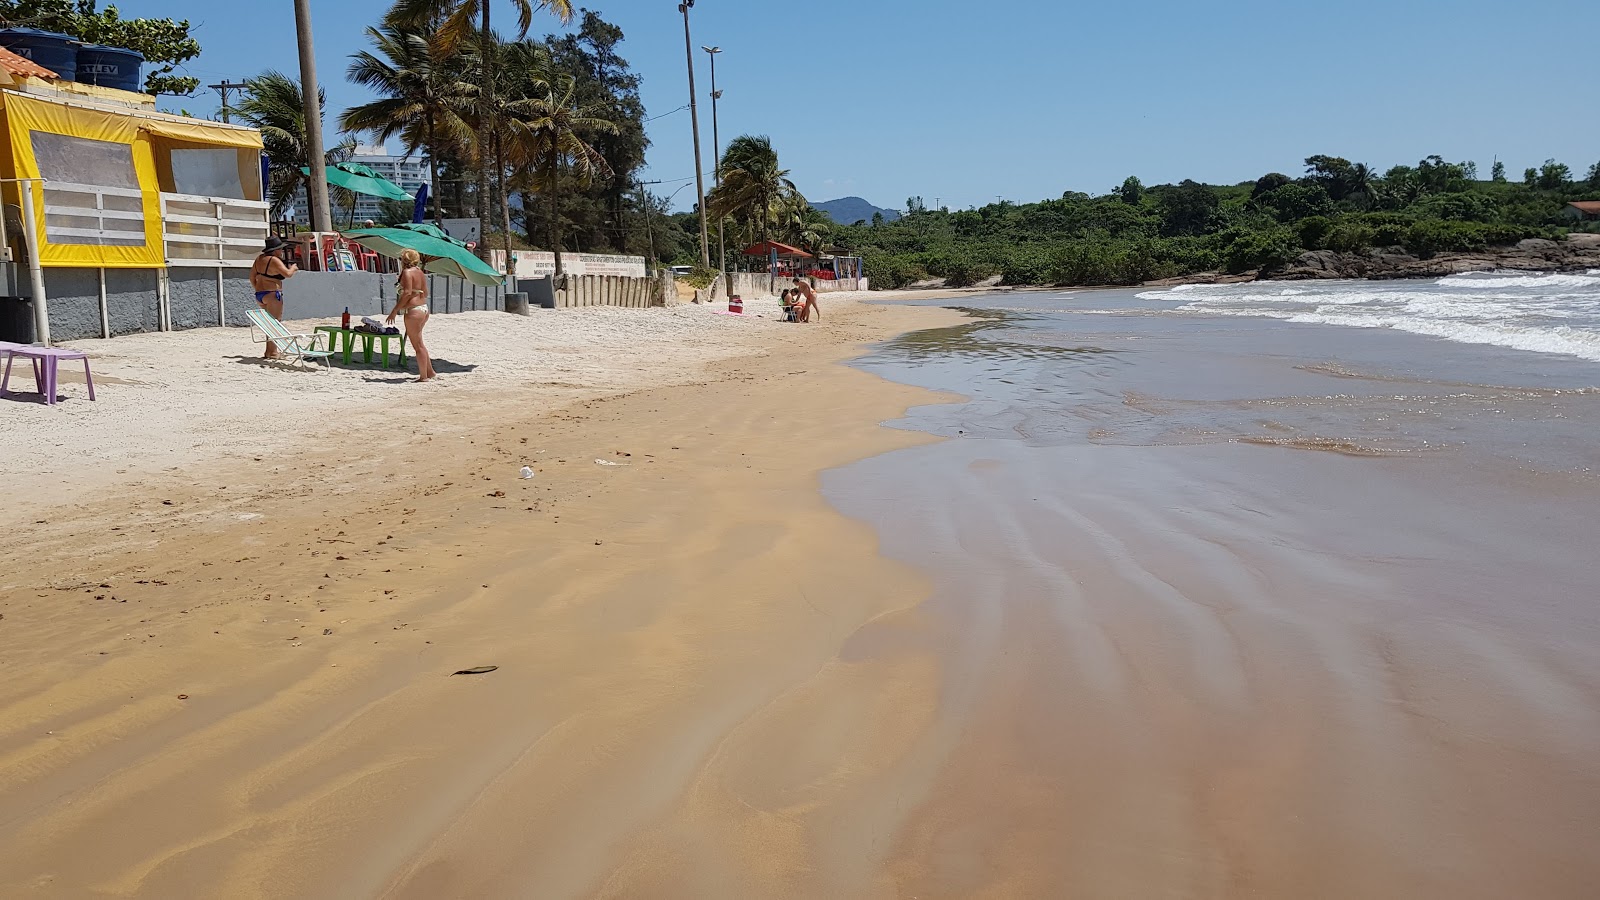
left=1568, top=201, right=1600, bottom=213
left=0, top=47, right=57, bottom=80
left=740, top=240, right=812, bottom=258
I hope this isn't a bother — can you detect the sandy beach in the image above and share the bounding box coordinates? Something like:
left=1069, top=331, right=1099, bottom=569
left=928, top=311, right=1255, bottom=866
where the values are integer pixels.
left=0, top=295, right=967, bottom=897
left=5, top=284, right=1600, bottom=898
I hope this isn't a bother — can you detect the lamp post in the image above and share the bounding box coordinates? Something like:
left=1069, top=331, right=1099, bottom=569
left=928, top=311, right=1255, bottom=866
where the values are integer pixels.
left=292, top=0, right=331, bottom=233
left=703, top=45, right=727, bottom=289
left=679, top=2, right=710, bottom=268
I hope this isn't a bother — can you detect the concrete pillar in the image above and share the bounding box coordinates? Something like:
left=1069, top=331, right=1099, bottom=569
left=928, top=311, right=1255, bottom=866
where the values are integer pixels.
left=504, top=291, right=530, bottom=315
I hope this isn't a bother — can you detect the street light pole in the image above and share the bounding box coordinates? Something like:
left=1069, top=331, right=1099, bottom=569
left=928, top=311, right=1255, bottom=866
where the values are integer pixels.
left=293, top=0, right=331, bottom=233
left=679, top=1, right=710, bottom=269
left=703, top=45, right=727, bottom=289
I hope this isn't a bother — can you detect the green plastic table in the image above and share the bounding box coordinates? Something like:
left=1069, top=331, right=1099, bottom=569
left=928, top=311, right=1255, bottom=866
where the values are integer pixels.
left=314, top=326, right=410, bottom=369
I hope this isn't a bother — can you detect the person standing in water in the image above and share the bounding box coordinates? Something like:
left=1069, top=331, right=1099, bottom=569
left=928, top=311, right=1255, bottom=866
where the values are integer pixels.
left=386, top=249, right=436, bottom=382
left=250, top=236, right=298, bottom=358
left=792, top=277, right=820, bottom=323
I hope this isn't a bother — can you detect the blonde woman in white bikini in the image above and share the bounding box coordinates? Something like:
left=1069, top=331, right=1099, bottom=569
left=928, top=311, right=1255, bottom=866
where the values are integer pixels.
left=386, top=249, right=435, bottom=381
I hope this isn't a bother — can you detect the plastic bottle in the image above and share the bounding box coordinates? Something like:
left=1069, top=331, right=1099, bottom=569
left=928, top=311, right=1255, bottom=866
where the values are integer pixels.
left=341, top=306, right=351, bottom=330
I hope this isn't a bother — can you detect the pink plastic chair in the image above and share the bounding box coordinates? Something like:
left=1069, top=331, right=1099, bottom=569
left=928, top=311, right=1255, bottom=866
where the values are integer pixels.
left=1, top=346, right=95, bottom=405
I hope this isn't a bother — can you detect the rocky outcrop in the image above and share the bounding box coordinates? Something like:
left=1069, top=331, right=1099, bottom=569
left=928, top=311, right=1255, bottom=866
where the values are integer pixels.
left=1271, top=234, right=1600, bottom=281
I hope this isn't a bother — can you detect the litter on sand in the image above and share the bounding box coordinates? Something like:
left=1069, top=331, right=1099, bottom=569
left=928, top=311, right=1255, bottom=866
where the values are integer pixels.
left=520, top=466, right=535, bottom=479
left=594, top=459, right=628, bottom=467
left=450, top=666, right=499, bottom=676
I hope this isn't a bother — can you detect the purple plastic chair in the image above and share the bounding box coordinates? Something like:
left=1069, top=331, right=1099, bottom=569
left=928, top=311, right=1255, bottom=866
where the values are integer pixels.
left=1, top=346, right=95, bottom=405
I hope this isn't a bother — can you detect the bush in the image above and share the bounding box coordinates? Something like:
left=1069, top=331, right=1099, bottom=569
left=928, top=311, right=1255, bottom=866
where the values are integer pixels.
left=1296, top=216, right=1334, bottom=250
left=1001, top=247, right=1052, bottom=285
left=1222, top=227, right=1301, bottom=274
left=674, top=265, right=718, bottom=289
left=862, top=250, right=927, bottom=289
left=1323, top=221, right=1374, bottom=253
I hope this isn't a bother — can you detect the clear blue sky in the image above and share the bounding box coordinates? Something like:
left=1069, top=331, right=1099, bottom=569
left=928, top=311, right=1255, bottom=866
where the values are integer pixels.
left=128, top=0, right=1600, bottom=212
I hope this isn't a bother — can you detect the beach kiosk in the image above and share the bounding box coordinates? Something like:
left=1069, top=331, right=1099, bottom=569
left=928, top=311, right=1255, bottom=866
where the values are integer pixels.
left=0, top=41, right=267, bottom=343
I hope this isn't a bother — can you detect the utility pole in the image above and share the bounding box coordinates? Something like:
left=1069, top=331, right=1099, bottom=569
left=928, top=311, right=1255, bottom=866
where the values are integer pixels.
left=679, top=1, right=710, bottom=269
left=636, top=181, right=658, bottom=265
left=703, top=45, right=726, bottom=289
left=209, top=80, right=247, bottom=124
left=293, top=0, right=332, bottom=233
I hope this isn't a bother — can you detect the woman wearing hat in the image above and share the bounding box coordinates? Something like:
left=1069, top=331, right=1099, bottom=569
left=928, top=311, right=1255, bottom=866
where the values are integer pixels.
left=251, top=236, right=299, bottom=359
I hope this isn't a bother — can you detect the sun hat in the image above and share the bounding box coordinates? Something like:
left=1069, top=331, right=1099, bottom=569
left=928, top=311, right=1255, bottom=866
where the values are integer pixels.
left=262, top=236, right=287, bottom=253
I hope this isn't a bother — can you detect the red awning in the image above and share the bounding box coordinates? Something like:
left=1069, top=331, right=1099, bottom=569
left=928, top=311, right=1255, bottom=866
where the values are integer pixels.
left=740, top=240, right=812, bottom=258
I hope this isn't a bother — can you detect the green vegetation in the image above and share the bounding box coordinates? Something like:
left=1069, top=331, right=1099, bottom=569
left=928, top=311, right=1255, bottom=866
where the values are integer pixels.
left=834, top=155, right=1600, bottom=288
left=0, top=0, right=202, bottom=95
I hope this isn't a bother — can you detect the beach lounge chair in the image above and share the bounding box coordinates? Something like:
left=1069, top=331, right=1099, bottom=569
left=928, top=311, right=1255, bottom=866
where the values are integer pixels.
left=247, top=309, right=335, bottom=371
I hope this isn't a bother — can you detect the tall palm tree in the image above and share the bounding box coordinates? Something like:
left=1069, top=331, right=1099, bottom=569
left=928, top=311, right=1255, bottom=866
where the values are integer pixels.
left=508, top=73, right=618, bottom=278
left=236, top=71, right=354, bottom=219
left=708, top=136, right=802, bottom=250
left=389, top=0, right=574, bottom=251
left=340, top=25, right=476, bottom=226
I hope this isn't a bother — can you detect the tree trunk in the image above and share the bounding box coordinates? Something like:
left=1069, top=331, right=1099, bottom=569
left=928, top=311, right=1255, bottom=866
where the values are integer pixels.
left=426, top=111, right=441, bottom=226
left=497, top=127, right=512, bottom=259
left=476, top=2, right=493, bottom=253
left=549, top=149, right=564, bottom=278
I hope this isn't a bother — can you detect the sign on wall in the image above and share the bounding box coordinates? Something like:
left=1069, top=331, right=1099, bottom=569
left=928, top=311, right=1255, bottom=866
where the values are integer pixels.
left=496, top=250, right=648, bottom=279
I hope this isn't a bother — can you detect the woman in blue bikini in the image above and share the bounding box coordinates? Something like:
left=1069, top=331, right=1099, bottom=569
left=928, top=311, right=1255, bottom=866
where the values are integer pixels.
left=251, top=236, right=299, bottom=359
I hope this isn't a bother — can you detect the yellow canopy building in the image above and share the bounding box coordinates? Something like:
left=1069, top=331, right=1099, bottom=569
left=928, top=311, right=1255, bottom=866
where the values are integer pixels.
left=0, top=47, right=268, bottom=342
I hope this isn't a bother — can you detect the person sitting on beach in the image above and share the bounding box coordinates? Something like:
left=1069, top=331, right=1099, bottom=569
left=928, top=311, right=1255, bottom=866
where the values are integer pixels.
left=779, top=288, right=798, bottom=322
left=251, top=236, right=299, bottom=359
left=385, top=249, right=436, bottom=382
left=792, top=277, right=820, bottom=323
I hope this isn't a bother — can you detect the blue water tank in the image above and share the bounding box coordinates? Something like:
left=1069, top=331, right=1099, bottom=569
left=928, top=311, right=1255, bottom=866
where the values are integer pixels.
left=0, top=28, right=78, bottom=81
left=74, top=44, right=143, bottom=92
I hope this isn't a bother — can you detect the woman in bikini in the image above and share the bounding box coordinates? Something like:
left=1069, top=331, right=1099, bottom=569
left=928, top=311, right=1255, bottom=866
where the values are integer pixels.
left=385, top=248, right=435, bottom=382
left=251, top=236, right=298, bottom=359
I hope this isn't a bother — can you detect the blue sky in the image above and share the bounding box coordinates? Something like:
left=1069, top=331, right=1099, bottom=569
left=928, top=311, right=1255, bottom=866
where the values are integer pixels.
left=129, top=0, right=1599, bottom=212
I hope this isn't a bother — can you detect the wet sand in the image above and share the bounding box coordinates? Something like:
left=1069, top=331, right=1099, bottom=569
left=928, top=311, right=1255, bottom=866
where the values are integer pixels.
left=826, top=292, right=1600, bottom=897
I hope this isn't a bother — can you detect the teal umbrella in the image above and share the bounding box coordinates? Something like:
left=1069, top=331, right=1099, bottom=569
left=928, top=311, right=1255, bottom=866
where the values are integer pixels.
left=299, top=162, right=414, bottom=202
left=344, top=226, right=503, bottom=287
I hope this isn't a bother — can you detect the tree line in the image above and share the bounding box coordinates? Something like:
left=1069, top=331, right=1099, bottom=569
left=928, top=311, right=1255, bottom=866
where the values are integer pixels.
left=838, top=155, right=1600, bottom=288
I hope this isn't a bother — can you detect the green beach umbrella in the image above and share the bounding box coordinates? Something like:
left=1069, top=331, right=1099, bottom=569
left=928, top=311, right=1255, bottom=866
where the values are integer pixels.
left=344, top=226, right=503, bottom=287
left=299, top=162, right=415, bottom=202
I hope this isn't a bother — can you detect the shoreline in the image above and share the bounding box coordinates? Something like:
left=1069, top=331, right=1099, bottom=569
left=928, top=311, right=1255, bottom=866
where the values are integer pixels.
left=0, top=296, right=973, bottom=897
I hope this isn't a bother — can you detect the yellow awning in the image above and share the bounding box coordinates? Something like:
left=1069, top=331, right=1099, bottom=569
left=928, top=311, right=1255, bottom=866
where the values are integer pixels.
left=138, top=118, right=263, bottom=150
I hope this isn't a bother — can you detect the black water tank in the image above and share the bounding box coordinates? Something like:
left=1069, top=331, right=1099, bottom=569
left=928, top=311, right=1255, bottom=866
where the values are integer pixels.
left=75, top=44, right=143, bottom=92
left=0, top=28, right=78, bottom=81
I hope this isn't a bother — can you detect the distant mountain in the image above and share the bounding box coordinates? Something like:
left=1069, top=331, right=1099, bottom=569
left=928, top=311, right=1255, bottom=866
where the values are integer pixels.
left=814, top=197, right=901, bottom=225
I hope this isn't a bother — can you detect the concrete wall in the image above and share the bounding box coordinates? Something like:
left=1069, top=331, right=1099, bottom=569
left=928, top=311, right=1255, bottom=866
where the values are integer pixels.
left=167, top=269, right=256, bottom=329
left=41, top=268, right=162, bottom=340
left=714, top=272, right=865, bottom=300
left=521, top=274, right=658, bottom=309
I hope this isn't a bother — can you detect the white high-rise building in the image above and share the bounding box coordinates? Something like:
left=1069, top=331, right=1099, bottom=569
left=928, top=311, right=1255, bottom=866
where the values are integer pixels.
left=294, top=144, right=429, bottom=226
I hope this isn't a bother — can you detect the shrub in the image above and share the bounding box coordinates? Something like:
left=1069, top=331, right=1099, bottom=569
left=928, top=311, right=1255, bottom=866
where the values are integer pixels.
left=1296, top=216, right=1334, bottom=250
left=1324, top=221, right=1374, bottom=253
left=1222, top=227, right=1301, bottom=274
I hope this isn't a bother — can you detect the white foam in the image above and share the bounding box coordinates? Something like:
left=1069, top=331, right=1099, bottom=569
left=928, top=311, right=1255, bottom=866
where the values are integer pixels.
left=1438, top=272, right=1600, bottom=290
left=1163, top=273, right=1600, bottom=362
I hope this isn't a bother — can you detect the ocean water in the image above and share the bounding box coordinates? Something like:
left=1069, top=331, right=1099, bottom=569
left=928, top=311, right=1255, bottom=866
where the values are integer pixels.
left=814, top=284, right=1600, bottom=893
left=1135, top=270, right=1600, bottom=361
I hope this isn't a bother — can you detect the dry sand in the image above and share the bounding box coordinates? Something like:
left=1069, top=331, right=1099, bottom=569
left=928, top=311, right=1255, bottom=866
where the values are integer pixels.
left=0, top=294, right=971, bottom=897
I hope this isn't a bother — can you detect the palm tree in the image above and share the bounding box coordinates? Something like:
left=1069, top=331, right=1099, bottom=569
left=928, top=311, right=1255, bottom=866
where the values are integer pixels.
left=509, top=73, right=618, bottom=278
left=1347, top=162, right=1379, bottom=210
left=389, top=0, right=574, bottom=250
left=340, top=25, right=476, bottom=226
left=236, top=71, right=354, bottom=219
left=708, top=136, right=802, bottom=250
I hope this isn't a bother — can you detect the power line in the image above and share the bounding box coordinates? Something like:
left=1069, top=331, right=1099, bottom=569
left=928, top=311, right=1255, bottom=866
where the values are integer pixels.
left=645, top=104, right=689, bottom=122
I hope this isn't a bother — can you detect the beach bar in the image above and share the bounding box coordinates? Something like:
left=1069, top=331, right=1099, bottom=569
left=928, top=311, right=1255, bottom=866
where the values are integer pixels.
left=0, top=44, right=268, bottom=344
